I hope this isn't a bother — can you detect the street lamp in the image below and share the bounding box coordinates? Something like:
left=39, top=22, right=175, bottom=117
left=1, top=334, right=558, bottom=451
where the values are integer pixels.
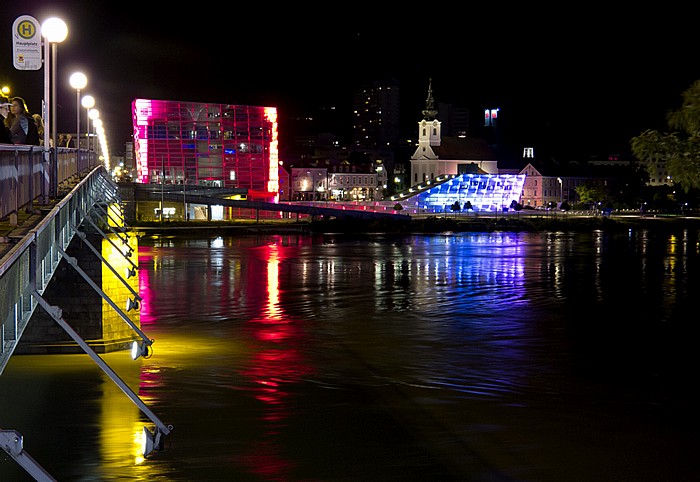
left=81, top=95, right=95, bottom=157
left=80, top=95, right=95, bottom=156
left=41, top=17, right=67, bottom=203
left=557, top=177, right=563, bottom=207
left=88, top=108, right=100, bottom=165
left=93, top=118, right=105, bottom=167
left=69, top=72, right=87, bottom=152
left=93, top=118, right=102, bottom=150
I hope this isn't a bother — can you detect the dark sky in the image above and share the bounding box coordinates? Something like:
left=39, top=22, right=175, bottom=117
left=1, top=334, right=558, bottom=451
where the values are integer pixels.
left=3, top=2, right=698, bottom=160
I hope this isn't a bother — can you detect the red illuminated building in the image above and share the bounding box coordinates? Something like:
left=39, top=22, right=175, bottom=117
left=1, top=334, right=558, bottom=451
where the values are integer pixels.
left=131, top=99, right=279, bottom=201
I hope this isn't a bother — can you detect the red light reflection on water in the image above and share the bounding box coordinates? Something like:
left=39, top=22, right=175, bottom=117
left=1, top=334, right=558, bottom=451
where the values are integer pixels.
left=237, top=242, right=314, bottom=479
left=136, top=247, right=156, bottom=325
left=135, top=238, right=315, bottom=479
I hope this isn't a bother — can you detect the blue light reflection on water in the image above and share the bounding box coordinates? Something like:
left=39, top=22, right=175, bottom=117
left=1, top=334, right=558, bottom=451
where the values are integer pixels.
left=1, top=229, right=699, bottom=481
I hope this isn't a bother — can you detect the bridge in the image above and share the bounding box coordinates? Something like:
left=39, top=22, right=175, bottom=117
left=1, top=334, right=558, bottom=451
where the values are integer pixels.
left=0, top=146, right=175, bottom=480
left=129, top=183, right=411, bottom=222
left=0, top=144, right=413, bottom=479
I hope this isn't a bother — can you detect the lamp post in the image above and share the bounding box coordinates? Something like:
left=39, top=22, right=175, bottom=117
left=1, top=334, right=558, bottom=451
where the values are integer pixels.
left=557, top=177, right=563, bottom=208
left=81, top=95, right=95, bottom=160
left=93, top=118, right=103, bottom=159
left=69, top=72, right=87, bottom=153
left=88, top=106, right=99, bottom=166
left=41, top=17, right=67, bottom=203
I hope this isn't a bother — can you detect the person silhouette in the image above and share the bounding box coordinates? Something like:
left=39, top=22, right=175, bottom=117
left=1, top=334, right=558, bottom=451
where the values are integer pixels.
left=0, top=96, right=12, bottom=144
left=9, top=96, right=40, bottom=145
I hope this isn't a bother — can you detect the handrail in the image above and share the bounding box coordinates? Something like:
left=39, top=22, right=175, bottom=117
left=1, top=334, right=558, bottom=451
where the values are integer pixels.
left=0, top=165, right=107, bottom=374
left=0, top=144, right=96, bottom=221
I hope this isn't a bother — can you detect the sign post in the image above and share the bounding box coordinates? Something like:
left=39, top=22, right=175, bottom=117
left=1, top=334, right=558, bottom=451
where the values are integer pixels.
left=12, top=15, right=42, bottom=71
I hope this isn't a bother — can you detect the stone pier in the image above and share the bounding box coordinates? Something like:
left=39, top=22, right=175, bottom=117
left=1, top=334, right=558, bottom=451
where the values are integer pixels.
left=15, top=227, right=141, bottom=355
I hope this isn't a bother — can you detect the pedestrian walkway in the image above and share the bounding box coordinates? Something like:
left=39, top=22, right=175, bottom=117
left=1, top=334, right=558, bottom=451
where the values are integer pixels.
left=0, top=203, right=48, bottom=260
left=0, top=175, right=86, bottom=261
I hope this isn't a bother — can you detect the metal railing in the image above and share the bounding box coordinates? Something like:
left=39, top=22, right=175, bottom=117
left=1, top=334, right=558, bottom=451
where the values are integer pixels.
left=0, top=164, right=110, bottom=374
left=0, top=145, right=94, bottom=221
left=1, top=143, right=100, bottom=372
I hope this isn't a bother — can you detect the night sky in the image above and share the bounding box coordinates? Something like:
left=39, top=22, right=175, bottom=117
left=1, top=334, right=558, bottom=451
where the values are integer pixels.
left=2, top=2, right=698, bottom=161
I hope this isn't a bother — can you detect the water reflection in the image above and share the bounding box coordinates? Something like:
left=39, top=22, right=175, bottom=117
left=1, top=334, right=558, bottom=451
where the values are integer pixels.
left=238, top=241, right=314, bottom=479
left=2, top=229, right=699, bottom=481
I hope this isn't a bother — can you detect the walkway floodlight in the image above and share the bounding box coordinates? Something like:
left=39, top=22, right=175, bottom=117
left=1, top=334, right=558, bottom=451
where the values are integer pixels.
left=131, top=340, right=153, bottom=360
left=142, top=426, right=165, bottom=457
left=126, top=297, right=140, bottom=312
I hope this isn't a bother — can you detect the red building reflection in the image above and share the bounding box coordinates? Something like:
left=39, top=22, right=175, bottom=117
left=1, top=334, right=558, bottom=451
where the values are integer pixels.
left=238, top=242, right=314, bottom=478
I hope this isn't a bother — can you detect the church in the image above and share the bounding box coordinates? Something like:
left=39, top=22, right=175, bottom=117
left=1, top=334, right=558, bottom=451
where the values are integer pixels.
left=410, top=79, right=499, bottom=185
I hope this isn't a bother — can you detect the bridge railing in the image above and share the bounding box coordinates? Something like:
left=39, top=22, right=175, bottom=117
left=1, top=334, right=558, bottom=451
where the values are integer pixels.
left=0, top=165, right=112, bottom=374
left=0, top=145, right=96, bottom=221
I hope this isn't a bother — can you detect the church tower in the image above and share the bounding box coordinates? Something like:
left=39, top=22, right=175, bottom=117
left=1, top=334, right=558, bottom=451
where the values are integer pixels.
left=419, top=78, right=441, bottom=147
left=410, top=78, right=442, bottom=183
left=408, top=79, right=498, bottom=186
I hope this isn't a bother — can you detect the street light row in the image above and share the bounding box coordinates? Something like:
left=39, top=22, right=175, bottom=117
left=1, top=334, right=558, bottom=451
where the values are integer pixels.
left=42, top=17, right=110, bottom=171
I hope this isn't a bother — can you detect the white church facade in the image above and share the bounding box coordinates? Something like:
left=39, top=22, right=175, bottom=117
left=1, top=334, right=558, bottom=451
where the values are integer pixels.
left=410, top=79, right=499, bottom=185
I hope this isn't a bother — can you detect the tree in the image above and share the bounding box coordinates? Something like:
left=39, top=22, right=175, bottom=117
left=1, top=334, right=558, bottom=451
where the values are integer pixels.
left=631, top=80, right=700, bottom=192
left=393, top=203, right=403, bottom=211
left=575, top=183, right=607, bottom=206
left=450, top=201, right=461, bottom=212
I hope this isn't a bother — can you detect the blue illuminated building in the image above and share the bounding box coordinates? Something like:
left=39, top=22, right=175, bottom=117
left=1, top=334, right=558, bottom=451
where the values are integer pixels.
left=389, top=173, right=526, bottom=213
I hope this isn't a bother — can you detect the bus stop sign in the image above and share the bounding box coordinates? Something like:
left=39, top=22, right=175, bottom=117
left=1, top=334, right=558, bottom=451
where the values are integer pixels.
left=12, top=15, right=42, bottom=71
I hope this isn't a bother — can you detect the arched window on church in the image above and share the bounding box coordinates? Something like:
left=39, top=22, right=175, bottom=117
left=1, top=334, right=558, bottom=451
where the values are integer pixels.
left=422, top=128, right=426, bottom=136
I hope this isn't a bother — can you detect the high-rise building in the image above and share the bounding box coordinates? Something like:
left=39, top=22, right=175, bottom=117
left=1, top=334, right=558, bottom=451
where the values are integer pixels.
left=437, top=102, right=470, bottom=137
left=131, top=99, right=279, bottom=201
left=352, top=79, right=400, bottom=148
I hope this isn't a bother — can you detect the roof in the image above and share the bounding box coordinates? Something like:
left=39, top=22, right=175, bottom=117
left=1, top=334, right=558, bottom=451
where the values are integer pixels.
left=432, top=137, right=497, bottom=161
left=520, top=160, right=621, bottom=179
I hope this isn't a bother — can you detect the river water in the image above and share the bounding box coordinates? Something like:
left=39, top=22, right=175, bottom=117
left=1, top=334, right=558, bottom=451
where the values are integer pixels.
left=1, top=228, right=699, bottom=481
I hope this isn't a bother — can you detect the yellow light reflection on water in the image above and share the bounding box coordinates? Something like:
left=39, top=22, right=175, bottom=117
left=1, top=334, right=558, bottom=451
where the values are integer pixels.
left=101, top=232, right=140, bottom=343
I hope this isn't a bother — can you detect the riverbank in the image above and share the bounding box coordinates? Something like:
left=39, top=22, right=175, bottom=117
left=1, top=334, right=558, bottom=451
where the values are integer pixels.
left=407, top=214, right=700, bottom=234
left=129, top=214, right=700, bottom=236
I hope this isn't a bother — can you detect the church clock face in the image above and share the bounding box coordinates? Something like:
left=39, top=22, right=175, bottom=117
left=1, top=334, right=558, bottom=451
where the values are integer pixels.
left=421, top=121, right=427, bottom=127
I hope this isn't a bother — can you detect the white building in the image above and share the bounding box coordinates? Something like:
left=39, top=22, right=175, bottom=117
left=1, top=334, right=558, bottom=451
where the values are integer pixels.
left=410, top=79, right=498, bottom=185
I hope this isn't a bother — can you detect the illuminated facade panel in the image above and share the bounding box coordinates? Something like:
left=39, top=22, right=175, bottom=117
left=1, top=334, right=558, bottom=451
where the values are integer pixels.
left=131, top=99, right=278, bottom=201
left=413, top=173, right=526, bottom=212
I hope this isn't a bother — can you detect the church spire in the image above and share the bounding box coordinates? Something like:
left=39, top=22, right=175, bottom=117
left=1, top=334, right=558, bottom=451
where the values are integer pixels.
left=422, top=78, right=438, bottom=121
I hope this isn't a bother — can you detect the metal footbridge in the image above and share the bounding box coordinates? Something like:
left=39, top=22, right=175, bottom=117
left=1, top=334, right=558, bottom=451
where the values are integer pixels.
left=0, top=147, right=172, bottom=480
left=0, top=146, right=414, bottom=480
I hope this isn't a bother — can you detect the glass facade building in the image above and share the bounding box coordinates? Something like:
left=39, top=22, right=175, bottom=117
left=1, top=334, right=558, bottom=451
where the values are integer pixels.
left=391, top=173, right=527, bottom=213
left=131, top=99, right=279, bottom=201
